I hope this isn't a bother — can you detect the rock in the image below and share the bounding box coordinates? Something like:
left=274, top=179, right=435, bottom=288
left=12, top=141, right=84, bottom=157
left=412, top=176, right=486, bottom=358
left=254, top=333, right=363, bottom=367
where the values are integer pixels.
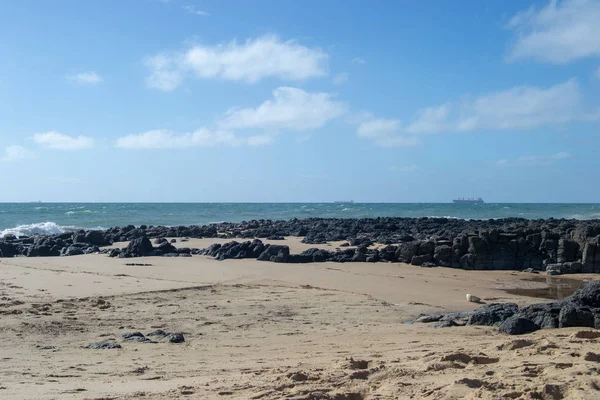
left=156, top=241, right=177, bottom=254
left=119, top=236, right=154, bottom=258
left=522, top=268, right=539, bottom=274
left=499, top=316, right=540, bottom=335
left=569, top=280, right=600, bottom=308
left=84, top=230, right=111, bottom=246
left=168, top=333, right=185, bottom=343
left=433, top=245, right=452, bottom=263
left=431, top=320, right=459, bottom=328
left=468, top=303, right=518, bottom=326
left=288, top=372, right=309, bottom=382
left=147, top=329, right=168, bottom=337
left=122, top=332, right=145, bottom=340
left=60, top=246, right=85, bottom=257
left=546, top=263, right=564, bottom=275
left=411, top=254, right=432, bottom=266
left=558, top=304, right=594, bottom=328
left=257, top=245, right=289, bottom=263
left=86, top=342, right=122, bottom=349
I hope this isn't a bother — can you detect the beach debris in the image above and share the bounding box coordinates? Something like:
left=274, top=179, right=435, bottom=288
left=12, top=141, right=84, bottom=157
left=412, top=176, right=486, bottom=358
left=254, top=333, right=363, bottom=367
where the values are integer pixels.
left=466, top=294, right=481, bottom=303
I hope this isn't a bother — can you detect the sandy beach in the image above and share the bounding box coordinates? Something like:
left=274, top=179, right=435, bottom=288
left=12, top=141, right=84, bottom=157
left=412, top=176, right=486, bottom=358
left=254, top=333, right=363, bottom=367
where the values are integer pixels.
left=0, top=237, right=598, bottom=399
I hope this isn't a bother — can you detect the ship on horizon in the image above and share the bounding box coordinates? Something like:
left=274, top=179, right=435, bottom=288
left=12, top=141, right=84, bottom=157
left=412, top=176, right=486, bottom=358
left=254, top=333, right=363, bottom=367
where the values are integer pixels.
left=453, top=197, right=484, bottom=204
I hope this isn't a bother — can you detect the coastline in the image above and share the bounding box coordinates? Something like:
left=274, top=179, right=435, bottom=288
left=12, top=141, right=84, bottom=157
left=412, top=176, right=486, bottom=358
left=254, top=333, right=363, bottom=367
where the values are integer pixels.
left=2, top=217, right=600, bottom=275
left=1, top=243, right=599, bottom=399
left=2, top=219, right=600, bottom=398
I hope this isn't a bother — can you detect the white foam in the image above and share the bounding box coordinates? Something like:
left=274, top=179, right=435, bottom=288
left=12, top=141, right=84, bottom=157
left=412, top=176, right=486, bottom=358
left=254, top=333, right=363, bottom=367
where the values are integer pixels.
left=0, top=222, right=66, bottom=238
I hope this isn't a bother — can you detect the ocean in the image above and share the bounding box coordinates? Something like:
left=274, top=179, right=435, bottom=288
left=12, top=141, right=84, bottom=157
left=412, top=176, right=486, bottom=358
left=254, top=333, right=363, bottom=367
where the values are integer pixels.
left=1, top=202, right=600, bottom=238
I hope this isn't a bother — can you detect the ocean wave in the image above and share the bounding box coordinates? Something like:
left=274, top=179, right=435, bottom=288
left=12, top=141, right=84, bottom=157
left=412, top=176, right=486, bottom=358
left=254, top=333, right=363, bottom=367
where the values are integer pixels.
left=65, top=209, right=93, bottom=215
left=0, top=222, right=68, bottom=238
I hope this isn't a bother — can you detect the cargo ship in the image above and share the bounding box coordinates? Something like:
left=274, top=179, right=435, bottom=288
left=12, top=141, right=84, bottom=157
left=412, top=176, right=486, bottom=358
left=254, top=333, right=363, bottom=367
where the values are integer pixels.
left=453, top=197, right=484, bottom=204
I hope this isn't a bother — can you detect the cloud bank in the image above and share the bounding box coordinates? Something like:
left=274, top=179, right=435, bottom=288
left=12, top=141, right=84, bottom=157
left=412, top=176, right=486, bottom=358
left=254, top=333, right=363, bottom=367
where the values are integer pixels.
left=146, top=35, right=328, bottom=91
left=33, top=132, right=94, bottom=150
left=507, top=0, right=600, bottom=63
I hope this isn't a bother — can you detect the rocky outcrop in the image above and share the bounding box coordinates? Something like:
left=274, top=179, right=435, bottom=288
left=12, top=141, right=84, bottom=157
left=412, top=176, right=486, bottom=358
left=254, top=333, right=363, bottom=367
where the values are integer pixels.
left=413, top=280, right=600, bottom=335
left=0, top=217, right=599, bottom=273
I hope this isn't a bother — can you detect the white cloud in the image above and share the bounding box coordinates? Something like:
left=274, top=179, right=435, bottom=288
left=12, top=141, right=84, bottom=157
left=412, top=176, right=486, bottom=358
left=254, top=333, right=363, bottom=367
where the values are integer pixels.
left=405, top=79, right=595, bottom=134
left=496, top=152, right=572, bottom=167
left=220, top=87, right=346, bottom=131
left=332, top=72, right=349, bottom=85
left=117, top=87, right=343, bottom=150
left=67, top=72, right=102, bottom=85
left=1, top=145, right=34, bottom=162
left=356, top=116, right=419, bottom=147
left=33, top=132, right=94, bottom=150
left=145, top=35, right=328, bottom=91
left=352, top=57, right=366, bottom=65
left=389, top=165, right=419, bottom=172
left=354, top=79, right=597, bottom=147
left=183, top=5, right=209, bottom=16
left=116, top=129, right=271, bottom=149
left=507, top=0, right=600, bottom=63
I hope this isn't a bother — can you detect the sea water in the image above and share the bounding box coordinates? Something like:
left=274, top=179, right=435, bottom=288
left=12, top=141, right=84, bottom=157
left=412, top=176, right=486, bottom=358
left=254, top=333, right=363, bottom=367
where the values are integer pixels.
left=1, top=202, right=599, bottom=237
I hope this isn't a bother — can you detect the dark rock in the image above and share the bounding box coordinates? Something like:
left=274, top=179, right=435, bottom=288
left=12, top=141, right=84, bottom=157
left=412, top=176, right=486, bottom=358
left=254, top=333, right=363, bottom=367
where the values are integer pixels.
left=499, top=316, right=540, bottom=335
left=168, top=333, right=185, bottom=343
left=84, top=230, right=111, bottom=246
left=60, top=246, right=85, bottom=257
left=558, top=304, right=594, bottom=328
left=122, top=332, right=145, bottom=340
left=147, top=330, right=168, bottom=337
left=411, top=254, right=432, bottom=266
left=569, top=280, right=600, bottom=308
left=156, top=241, right=177, bottom=254
left=430, top=320, right=459, bottom=328
left=257, top=245, right=289, bottom=263
left=467, top=303, right=519, bottom=327
left=86, top=342, right=122, bottom=349
left=119, top=236, right=154, bottom=258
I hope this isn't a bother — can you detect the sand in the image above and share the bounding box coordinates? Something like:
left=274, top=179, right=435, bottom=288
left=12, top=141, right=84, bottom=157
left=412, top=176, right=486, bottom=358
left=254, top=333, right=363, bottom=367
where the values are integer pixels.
left=1, top=237, right=600, bottom=399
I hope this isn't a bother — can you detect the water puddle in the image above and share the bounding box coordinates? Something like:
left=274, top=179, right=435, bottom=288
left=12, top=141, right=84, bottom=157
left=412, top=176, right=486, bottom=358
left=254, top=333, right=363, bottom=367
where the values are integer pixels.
left=504, top=276, right=585, bottom=300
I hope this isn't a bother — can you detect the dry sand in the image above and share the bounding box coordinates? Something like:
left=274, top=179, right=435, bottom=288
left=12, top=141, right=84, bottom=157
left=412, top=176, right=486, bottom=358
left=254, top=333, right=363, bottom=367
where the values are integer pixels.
left=1, top=237, right=600, bottom=399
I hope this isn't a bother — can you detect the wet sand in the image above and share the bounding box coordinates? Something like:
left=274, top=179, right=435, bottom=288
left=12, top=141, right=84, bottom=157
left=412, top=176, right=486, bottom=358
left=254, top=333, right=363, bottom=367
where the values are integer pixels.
left=0, top=237, right=599, bottom=399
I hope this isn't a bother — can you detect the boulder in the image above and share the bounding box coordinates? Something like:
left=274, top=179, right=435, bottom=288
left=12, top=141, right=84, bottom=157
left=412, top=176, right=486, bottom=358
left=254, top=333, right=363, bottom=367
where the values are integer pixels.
left=467, top=303, right=518, bottom=327
left=119, top=236, right=154, bottom=258
left=257, top=245, right=290, bottom=263
left=499, top=316, right=540, bottom=335
left=84, top=230, right=111, bottom=246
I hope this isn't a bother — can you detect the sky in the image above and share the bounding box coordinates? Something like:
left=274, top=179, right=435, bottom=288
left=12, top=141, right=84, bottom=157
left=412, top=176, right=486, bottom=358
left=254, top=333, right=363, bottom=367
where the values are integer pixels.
left=1, top=0, right=600, bottom=203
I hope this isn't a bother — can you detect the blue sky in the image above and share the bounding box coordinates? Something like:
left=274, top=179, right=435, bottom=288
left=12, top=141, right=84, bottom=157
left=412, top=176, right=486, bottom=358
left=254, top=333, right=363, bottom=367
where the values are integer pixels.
left=1, top=0, right=599, bottom=202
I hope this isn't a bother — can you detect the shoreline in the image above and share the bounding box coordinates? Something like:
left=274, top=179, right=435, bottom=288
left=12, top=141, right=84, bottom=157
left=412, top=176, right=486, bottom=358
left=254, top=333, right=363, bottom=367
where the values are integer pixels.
left=1, top=217, right=599, bottom=276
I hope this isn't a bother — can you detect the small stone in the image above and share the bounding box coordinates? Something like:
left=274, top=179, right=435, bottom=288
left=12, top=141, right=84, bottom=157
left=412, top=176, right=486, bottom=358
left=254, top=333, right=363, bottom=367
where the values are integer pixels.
left=288, top=372, right=309, bottom=381
left=168, top=333, right=185, bottom=343
left=86, top=342, right=122, bottom=350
